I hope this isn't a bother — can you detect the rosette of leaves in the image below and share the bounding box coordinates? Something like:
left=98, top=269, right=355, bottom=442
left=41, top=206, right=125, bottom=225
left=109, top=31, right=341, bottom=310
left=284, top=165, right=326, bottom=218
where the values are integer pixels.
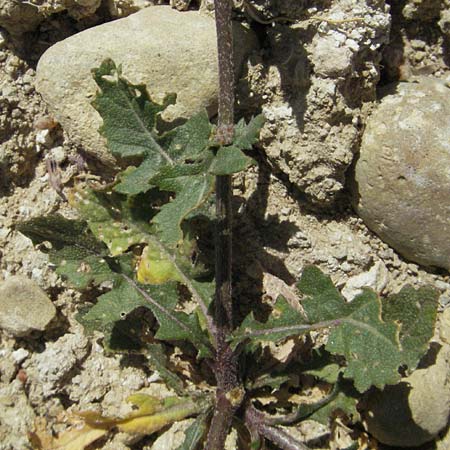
left=18, top=60, right=439, bottom=450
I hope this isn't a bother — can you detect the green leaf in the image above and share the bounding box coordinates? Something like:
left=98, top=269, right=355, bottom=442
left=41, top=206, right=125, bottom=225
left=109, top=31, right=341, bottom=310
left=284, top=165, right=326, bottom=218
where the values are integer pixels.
left=382, top=285, right=438, bottom=372
left=19, top=210, right=213, bottom=357
left=70, top=188, right=150, bottom=256
left=230, top=296, right=314, bottom=349
left=16, top=215, right=114, bottom=290
left=150, top=164, right=214, bottom=247
left=175, top=414, right=209, bottom=450
left=92, top=59, right=176, bottom=162
left=146, top=344, right=185, bottom=395
left=114, top=111, right=213, bottom=195
left=80, top=276, right=212, bottom=358
left=232, top=115, right=265, bottom=150
left=209, top=146, right=254, bottom=176
left=299, top=266, right=403, bottom=392
left=303, top=363, right=342, bottom=385
left=235, top=266, right=437, bottom=393
left=68, top=187, right=213, bottom=357
left=92, top=60, right=263, bottom=197
left=123, top=276, right=212, bottom=358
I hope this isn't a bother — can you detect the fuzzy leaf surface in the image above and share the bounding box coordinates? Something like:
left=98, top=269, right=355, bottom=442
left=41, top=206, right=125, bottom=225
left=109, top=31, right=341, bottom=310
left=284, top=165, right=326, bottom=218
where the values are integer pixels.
left=150, top=163, right=214, bottom=247
left=16, top=215, right=114, bottom=290
left=70, top=188, right=151, bottom=256
left=382, top=285, right=438, bottom=371
left=299, top=266, right=403, bottom=392
left=230, top=296, right=313, bottom=349
left=92, top=59, right=176, bottom=162
left=79, top=276, right=212, bottom=358
left=232, top=115, right=265, bottom=149
left=71, top=185, right=214, bottom=355
left=18, top=207, right=212, bottom=358
left=92, top=60, right=260, bottom=250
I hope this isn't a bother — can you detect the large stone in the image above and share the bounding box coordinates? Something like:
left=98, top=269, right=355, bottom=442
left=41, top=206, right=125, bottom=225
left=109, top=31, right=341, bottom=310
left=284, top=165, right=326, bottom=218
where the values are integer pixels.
left=36, top=6, right=257, bottom=165
left=0, top=276, right=56, bottom=336
left=352, top=78, right=450, bottom=270
left=364, top=343, right=450, bottom=447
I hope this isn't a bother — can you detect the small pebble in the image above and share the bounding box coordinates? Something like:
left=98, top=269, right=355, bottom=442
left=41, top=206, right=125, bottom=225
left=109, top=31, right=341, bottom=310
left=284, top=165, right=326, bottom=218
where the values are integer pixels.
left=435, top=280, right=450, bottom=292
left=12, top=349, right=29, bottom=364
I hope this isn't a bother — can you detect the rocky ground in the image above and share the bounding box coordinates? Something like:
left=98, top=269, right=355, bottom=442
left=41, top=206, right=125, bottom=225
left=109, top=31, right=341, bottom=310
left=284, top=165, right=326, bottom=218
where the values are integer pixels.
left=0, top=0, right=450, bottom=449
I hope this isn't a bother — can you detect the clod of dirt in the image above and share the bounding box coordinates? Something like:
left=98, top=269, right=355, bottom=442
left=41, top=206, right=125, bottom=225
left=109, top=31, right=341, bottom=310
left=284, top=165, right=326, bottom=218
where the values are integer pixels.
left=23, top=332, right=89, bottom=401
left=364, top=342, right=450, bottom=447
left=352, top=77, right=450, bottom=271
left=0, top=275, right=56, bottom=337
left=35, top=5, right=258, bottom=165
left=0, top=0, right=42, bottom=35
left=0, top=0, right=106, bottom=36
left=402, top=0, right=443, bottom=22
left=0, top=380, right=36, bottom=450
left=439, top=5, right=450, bottom=37
left=246, top=0, right=391, bottom=206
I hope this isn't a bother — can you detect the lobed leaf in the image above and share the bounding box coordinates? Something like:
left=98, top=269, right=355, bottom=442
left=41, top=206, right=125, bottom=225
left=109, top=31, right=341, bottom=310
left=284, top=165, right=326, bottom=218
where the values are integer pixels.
left=230, top=296, right=312, bottom=349
left=232, top=115, right=265, bottom=150
left=382, top=284, right=438, bottom=372
left=80, top=276, right=212, bottom=358
left=92, top=59, right=176, bottom=162
left=69, top=188, right=150, bottom=256
left=16, top=215, right=114, bottom=290
left=299, top=267, right=403, bottom=392
left=150, top=164, right=214, bottom=247
left=209, top=145, right=254, bottom=176
left=234, top=266, right=437, bottom=394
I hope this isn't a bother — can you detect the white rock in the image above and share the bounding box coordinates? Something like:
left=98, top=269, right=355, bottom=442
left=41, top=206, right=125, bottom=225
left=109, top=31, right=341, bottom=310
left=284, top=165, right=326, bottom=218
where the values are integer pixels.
left=35, top=129, right=53, bottom=147
left=151, top=419, right=193, bottom=450
left=341, top=261, right=388, bottom=301
left=440, top=308, right=450, bottom=344
left=36, top=6, right=257, bottom=165
left=11, top=348, right=29, bottom=364
left=25, top=333, right=89, bottom=399
left=310, top=34, right=353, bottom=78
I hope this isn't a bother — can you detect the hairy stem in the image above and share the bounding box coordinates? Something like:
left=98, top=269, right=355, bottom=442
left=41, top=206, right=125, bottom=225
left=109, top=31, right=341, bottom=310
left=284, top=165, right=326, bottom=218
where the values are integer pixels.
left=205, top=0, right=243, bottom=449
left=213, top=0, right=234, bottom=328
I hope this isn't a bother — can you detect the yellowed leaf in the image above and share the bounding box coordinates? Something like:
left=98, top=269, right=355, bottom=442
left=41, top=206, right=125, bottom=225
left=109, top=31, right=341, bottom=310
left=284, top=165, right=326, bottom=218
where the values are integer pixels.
left=29, top=417, right=108, bottom=450
left=29, top=394, right=209, bottom=449
left=51, top=426, right=108, bottom=450
left=137, top=245, right=182, bottom=284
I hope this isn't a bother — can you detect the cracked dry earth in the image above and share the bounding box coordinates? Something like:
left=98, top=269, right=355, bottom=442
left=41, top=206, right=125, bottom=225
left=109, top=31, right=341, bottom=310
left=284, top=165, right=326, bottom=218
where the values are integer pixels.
left=1, top=0, right=450, bottom=449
